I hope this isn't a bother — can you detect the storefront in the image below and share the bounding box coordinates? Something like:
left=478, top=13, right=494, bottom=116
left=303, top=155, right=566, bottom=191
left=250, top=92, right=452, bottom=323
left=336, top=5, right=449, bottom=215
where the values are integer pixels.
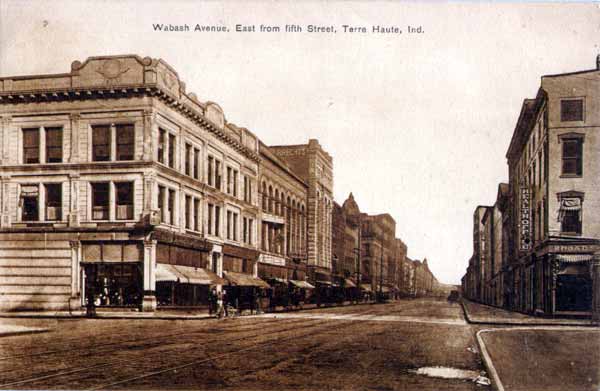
left=153, top=231, right=215, bottom=309
left=223, top=271, right=270, bottom=311
left=81, top=241, right=144, bottom=308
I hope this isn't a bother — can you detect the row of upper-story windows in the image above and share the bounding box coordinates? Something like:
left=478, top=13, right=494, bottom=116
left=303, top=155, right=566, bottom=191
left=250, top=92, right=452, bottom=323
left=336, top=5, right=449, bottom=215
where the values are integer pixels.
left=19, top=123, right=256, bottom=205
left=18, top=181, right=134, bottom=222
left=155, top=185, right=255, bottom=244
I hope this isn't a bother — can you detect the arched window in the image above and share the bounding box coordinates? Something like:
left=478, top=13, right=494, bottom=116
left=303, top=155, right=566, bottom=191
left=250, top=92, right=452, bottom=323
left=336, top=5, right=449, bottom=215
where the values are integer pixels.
left=268, top=185, right=273, bottom=213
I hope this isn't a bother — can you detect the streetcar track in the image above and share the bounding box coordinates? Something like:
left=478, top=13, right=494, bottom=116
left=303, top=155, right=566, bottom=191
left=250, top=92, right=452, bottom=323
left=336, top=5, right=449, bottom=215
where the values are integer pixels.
left=0, top=317, right=332, bottom=389
left=0, top=308, right=382, bottom=390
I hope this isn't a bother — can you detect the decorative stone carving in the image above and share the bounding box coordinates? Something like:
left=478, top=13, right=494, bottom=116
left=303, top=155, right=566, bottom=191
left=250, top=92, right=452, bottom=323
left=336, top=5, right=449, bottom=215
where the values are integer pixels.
left=96, top=59, right=130, bottom=81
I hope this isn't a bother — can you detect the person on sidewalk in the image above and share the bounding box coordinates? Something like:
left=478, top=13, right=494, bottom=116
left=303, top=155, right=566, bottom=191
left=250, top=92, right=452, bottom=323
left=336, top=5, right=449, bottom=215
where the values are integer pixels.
left=208, top=287, right=217, bottom=316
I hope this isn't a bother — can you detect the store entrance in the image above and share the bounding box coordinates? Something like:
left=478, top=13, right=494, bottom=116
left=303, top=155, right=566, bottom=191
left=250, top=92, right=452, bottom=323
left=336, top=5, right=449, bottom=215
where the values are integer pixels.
left=83, top=263, right=142, bottom=307
left=556, top=274, right=592, bottom=312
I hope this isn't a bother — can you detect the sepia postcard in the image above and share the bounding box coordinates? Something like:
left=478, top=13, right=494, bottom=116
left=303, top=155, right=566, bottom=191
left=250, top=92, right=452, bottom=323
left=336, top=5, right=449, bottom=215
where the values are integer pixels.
left=0, top=1, right=598, bottom=390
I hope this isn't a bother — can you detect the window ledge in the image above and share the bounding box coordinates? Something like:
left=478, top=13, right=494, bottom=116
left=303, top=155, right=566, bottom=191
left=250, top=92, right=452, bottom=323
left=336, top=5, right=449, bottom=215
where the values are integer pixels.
left=559, top=232, right=582, bottom=237
left=560, top=174, right=582, bottom=179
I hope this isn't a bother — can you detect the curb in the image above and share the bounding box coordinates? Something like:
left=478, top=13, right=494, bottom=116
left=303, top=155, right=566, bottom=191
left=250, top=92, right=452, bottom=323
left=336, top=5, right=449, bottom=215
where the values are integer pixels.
left=0, top=328, right=49, bottom=338
left=475, top=329, right=504, bottom=391
left=460, top=300, right=595, bottom=328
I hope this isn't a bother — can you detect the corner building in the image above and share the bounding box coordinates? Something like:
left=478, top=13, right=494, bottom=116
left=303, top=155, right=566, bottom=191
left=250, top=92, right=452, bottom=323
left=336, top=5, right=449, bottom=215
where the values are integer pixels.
left=0, top=55, right=265, bottom=311
left=505, top=59, right=600, bottom=316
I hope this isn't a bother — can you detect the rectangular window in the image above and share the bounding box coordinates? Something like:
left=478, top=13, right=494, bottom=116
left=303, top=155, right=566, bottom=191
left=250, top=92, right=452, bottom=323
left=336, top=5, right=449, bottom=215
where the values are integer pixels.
left=116, top=124, right=135, bottom=161
left=215, top=160, right=221, bottom=190
left=193, top=148, right=200, bottom=180
left=243, top=177, right=249, bottom=202
left=168, top=134, right=176, bottom=169
left=207, top=156, right=214, bottom=186
left=45, top=183, right=62, bottom=221
left=249, top=218, right=253, bottom=244
left=562, top=138, right=583, bottom=176
left=561, top=99, right=583, bottom=122
left=92, top=125, right=111, bottom=162
left=158, top=128, right=166, bottom=164
left=561, top=210, right=581, bottom=235
left=22, top=128, right=40, bottom=164
left=20, top=185, right=39, bottom=221
left=91, top=182, right=110, bottom=220
left=233, top=212, right=238, bottom=241
left=168, top=189, right=175, bottom=225
left=194, top=198, right=200, bottom=231
left=45, top=127, right=63, bottom=163
left=538, top=151, right=542, bottom=187
left=227, top=210, right=232, bottom=239
left=158, top=185, right=166, bottom=223
left=185, top=143, right=192, bottom=176
left=185, top=195, right=192, bottom=229
left=233, top=170, right=238, bottom=197
left=227, top=167, right=232, bottom=194
left=208, top=203, right=214, bottom=235
left=243, top=217, right=247, bottom=243
left=215, top=205, right=221, bottom=237
left=115, top=182, right=133, bottom=220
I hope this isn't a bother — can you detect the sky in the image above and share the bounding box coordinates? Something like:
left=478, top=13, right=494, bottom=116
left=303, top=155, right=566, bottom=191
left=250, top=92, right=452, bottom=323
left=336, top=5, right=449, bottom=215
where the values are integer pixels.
left=1, top=1, right=599, bottom=284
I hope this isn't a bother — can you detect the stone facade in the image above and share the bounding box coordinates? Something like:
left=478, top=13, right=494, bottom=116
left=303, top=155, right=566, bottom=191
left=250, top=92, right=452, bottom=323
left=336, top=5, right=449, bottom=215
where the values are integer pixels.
left=0, top=55, right=264, bottom=311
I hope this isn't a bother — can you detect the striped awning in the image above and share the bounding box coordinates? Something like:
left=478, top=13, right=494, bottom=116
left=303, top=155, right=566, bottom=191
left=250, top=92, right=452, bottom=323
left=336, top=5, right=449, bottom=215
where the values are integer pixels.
left=556, top=254, right=593, bottom=263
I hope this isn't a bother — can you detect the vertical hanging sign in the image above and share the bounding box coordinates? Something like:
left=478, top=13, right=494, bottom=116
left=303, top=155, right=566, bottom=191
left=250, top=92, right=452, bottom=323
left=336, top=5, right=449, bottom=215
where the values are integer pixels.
left=520, top=186, right=531, bottom=251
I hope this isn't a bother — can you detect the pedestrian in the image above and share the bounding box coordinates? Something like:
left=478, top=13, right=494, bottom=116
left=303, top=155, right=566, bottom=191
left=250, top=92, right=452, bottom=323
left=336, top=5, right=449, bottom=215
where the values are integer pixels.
left=216, top=290, right=224, bottom=319
left=208, top=287, right=217, bottom=315
left=222, top=289, right=229, bottom=317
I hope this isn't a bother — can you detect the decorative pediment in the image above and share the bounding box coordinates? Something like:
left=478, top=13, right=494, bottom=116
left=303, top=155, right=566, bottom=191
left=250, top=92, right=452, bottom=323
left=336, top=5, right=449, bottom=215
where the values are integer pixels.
left=205, top=102, right=225, bottom=129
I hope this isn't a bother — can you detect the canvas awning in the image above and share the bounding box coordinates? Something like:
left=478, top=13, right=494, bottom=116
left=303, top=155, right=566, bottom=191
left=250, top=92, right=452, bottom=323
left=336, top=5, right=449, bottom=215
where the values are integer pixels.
left=289, top=280, right=315, bottom=289
left=360, top=284, right=372, bottom=292
left=156, top=264, right=226, bottom=285
left=558, top=198, right=582, bottom=222
left=556, top=254, right=593, bottom=263
left=269, top=277, right=288, bottom=285
left=380, top=286, right=391, bottom=293
left=224, top=271, right=270, bottom=288
left=344, top=279, right=357, bottom=288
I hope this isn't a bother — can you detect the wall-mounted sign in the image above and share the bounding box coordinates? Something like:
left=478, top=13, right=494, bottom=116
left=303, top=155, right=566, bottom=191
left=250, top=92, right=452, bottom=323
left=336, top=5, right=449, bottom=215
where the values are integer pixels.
left=519, top=187, right=531, bottom=251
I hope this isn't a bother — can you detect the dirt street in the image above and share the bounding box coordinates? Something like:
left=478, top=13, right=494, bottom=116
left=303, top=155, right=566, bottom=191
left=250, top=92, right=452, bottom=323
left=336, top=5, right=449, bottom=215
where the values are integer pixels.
left=0, top=298, right=485, bottom=390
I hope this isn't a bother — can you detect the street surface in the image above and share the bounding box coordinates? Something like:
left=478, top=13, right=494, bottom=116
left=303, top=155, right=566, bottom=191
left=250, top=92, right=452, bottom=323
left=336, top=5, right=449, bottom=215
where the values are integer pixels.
left=0, top=299, right=485, bottom=390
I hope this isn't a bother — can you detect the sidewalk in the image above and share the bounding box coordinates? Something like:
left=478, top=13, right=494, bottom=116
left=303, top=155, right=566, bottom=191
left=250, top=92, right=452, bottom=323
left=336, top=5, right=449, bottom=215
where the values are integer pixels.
left=461, top=299, right=595, bottom=326
left=476, top=327, right=600, bottom=391
left=0, top=324, right=49, bottom=337
left=0, top=301, right=378, bottom=320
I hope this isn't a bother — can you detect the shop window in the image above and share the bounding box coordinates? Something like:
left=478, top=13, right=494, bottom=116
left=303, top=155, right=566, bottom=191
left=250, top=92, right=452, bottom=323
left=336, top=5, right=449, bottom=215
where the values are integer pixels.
left=115, top=182, right=133, bottom=220
left=22, top=128, right=40, bottom=164
left=561, top=99, right=583, bottom=122
left=45, top=127, right=63, bottom=163
left=92, top=125, right=111, bottom=161
left=562, top=138, right=583, bottom=176
left=45, top=183, right=62, bottom=221
left=92, top=182, right=110, bottom=220
left=116, top=124, right=134, bottom=161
